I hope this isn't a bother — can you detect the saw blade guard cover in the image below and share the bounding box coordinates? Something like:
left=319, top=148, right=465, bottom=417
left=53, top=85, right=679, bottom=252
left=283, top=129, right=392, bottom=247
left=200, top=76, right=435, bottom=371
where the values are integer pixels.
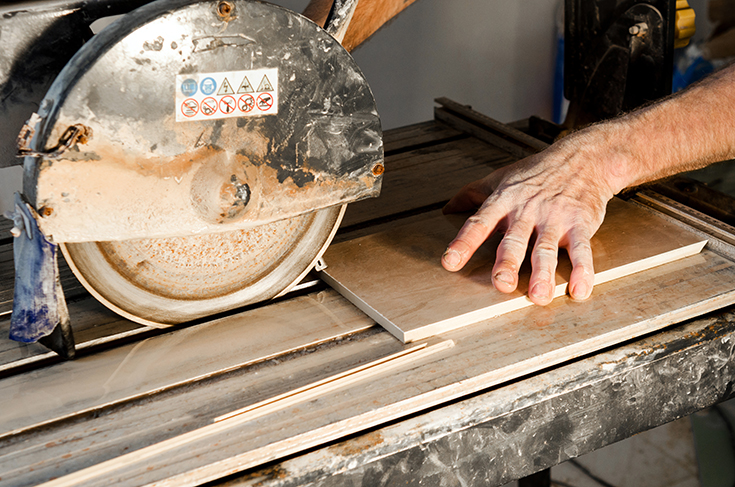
left=22, top=0, right=383, bottom=243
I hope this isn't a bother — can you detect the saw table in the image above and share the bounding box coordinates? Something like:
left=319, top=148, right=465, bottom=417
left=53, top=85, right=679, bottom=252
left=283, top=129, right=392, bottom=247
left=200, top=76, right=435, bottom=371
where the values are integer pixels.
left=3, top=101, right=735, bottom=487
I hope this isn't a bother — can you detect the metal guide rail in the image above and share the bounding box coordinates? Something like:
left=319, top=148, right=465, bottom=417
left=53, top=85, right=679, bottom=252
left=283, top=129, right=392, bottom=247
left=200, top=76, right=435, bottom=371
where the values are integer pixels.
left=3, top=103, right=735, bottom=486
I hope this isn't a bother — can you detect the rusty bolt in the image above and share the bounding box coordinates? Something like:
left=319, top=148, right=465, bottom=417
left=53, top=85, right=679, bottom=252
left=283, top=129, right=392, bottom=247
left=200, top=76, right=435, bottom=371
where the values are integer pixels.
left=76, top=125, right=92, bottom=145
left=217, top=1, right=234, bottom=19
left=39, top=206, right=54, bottom=217
left=371, top=163, right=385, bottom=176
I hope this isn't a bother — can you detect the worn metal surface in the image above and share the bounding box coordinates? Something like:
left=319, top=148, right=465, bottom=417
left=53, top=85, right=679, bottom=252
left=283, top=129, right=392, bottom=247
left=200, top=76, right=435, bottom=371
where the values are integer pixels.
left=323, top=0, right=359, bottom=43
left=24, top=0, right=383, bottom=242
left=0, top=0, right=154, bottom=168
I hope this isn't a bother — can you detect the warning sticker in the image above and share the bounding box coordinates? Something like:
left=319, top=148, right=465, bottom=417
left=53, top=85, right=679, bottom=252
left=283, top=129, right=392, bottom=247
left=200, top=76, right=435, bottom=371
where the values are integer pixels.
left=176, top=68, right=278, bottom=122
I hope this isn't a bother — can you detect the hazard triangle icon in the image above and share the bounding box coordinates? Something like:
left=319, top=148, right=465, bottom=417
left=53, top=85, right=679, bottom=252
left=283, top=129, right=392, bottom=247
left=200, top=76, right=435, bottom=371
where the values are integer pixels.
left=237, top=76, right=254, bottom=94
left=217, top=78, right=235, bottom=95
left=257, top=75, right=273, bottom=92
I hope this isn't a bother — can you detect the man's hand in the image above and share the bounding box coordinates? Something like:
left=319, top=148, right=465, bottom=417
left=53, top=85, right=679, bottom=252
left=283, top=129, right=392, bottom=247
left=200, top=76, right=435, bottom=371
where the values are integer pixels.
left=440, top=64, right=735, bottom=306
left=441, top=133, right=620, bottom=305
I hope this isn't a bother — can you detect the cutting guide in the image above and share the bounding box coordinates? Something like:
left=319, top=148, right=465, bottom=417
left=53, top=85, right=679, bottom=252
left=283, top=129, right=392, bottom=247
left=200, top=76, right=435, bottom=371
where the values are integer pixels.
left=175, top=68, right=278, bottom=121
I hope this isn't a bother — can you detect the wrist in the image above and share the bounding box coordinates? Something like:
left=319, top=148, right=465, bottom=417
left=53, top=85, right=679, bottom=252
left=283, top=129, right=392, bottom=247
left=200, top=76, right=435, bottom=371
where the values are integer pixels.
left=560, top=121, right=638, bottom=197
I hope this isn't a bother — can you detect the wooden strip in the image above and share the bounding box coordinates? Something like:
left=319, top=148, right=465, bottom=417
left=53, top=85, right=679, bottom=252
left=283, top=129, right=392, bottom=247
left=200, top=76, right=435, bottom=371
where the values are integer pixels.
left=95, top=256, right=735, bottom=486
left=0, top=218, right=13, bottom=236
left=0, top=242, right=87, bottom=316
left=0, top=295, right=139, bottom=369
left=150, top=257, right=735, bottom=487
left=323, top=198, right=708, bottom=343
left=435, top=98, right=549, bottom=153
left=435, top=107, right=534, bottom=159
left=0, top=289, right=374, bottom=436
left=39, top=340, right=453, bottom=487
left=635, top=190, right=735, bottom=248
left=215, top=340, right=453, bottom=422
left=231, top=310, right=735, bottom=487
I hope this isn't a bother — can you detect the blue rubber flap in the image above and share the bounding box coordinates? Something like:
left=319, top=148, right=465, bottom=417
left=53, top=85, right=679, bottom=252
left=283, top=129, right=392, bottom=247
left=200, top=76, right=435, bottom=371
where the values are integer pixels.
left=9, top=193, right=67, bottom=343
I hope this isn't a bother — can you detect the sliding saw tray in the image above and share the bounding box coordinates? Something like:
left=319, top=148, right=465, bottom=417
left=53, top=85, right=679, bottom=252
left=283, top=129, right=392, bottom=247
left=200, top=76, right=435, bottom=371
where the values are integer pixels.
left=3, top=100, right=735, bottom=486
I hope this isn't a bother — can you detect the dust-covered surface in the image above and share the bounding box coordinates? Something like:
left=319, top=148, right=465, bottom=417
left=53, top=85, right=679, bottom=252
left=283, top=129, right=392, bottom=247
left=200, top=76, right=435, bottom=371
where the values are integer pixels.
left=26, top=1, right=383, bottom=242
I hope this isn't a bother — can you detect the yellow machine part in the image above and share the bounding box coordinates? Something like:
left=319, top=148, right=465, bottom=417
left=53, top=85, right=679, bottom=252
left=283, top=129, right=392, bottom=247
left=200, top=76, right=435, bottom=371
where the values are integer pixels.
left=675, top=0, right=696, bottom=49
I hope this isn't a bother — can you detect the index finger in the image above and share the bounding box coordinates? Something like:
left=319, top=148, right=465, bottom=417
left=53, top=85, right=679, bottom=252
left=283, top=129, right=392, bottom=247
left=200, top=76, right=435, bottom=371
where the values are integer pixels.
left=442, top=206, right=503, bottom=272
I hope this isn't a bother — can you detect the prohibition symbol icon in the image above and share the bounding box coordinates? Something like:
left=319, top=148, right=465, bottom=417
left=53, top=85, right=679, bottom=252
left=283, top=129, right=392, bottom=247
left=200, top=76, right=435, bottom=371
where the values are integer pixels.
left=238, top=94, right=255, bottom=112
left=201, top=97, right=217, bottom=116
left=219, top=95, right=236, bottom=114
left=181, top=98, right=199, bottom=117
left=257, top=93, right=274, bottom=111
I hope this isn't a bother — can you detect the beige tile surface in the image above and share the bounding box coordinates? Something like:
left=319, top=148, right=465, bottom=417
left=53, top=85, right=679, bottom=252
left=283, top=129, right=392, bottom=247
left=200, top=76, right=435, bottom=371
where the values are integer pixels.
left=323, top=197, right=706, bottom=342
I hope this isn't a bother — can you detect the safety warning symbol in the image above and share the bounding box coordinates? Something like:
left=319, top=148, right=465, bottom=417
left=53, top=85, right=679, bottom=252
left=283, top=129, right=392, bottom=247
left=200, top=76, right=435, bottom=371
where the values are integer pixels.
left=218, top=78, right=235, bottom=96
left=219, top=95, right=236, bottom=114
left=257, top=75, right=273, bottom=92
left=200, top=77, right=217, bottom=95
left=181, top=98, right=199, bottom=117
left=239, top=94, right=255, bottom=112
left=201, top=97, right=217, bottom=116
left=175, top=68, right=278, bottom=122
left=257, top=93, right=274, bottom=111
left=237, top=76, right=254, bottom=94
left=181, top=79, right=197, bottom=97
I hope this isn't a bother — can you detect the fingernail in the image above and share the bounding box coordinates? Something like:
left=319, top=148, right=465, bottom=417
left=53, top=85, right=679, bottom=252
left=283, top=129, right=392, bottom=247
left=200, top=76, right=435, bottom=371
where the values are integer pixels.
left=442, top=249, right=461, bottom=267
left=530, top=282, right=550, bottom=300
left=494, top=271, right=514, bottom=286
left=571, top=282, right=590, bottom=300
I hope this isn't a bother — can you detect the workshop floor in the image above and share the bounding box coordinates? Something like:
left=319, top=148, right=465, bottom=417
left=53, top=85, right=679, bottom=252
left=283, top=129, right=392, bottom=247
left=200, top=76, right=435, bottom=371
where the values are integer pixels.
left=499, top=398, right=735, bottom=487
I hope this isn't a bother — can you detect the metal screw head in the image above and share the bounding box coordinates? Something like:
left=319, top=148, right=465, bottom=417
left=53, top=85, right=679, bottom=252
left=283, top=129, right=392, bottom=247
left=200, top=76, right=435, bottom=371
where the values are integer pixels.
left=371, top=163, right=385, bottom=176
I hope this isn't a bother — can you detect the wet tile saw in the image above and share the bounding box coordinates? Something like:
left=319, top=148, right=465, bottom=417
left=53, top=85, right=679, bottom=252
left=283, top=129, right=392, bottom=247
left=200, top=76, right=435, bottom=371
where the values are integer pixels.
left=1, top=0, right=383, bottom=357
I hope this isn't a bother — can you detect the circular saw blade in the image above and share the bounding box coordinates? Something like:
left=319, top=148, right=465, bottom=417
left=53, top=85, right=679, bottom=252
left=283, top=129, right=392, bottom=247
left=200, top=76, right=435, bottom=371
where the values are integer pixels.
left=61, top=205, right=344, bottom=327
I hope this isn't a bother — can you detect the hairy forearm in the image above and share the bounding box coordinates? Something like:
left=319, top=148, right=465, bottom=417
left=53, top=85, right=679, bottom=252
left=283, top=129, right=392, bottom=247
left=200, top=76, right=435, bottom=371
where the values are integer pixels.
left=442, top=63, right=735, bottom=305
left=575, top=63, right=735, bottom=194
left=302, top=0, right=420, bottom=51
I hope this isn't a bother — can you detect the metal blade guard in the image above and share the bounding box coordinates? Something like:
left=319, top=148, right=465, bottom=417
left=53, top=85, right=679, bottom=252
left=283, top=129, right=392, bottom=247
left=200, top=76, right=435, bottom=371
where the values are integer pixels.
left=22, top=0, right=383, bottom=243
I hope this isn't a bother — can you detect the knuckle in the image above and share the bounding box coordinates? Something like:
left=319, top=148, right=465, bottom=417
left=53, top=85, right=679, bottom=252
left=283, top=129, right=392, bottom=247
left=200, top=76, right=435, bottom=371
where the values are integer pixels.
left=465, top=214, right=492, bottom=232
left=570, top=239, right=593, bottom=254
left=495, top=258, right=520, bottom=273
left=534, top=242, right=559, bottom=257
left=572, top=239, right=592, bottom=252
left=500, top=232, right=528, bottom=251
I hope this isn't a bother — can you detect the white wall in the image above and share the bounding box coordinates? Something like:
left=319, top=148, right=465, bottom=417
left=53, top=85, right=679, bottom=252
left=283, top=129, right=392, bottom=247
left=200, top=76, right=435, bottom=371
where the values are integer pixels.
left=274, top=0, right=558, bottom=129
left=350, top=0, right=558, bottom=129
left=0, top=0, right=559, bottom=216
